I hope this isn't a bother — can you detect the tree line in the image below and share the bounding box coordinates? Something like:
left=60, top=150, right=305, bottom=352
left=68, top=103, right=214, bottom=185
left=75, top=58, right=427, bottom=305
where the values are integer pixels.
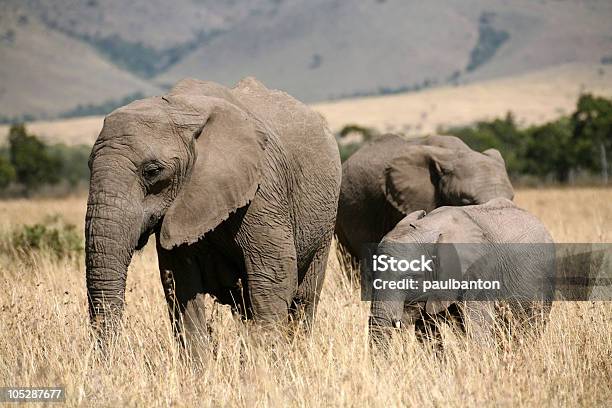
left=338, top=94, right=612, bottom=184
left=0, top=124, right=90, bottom=195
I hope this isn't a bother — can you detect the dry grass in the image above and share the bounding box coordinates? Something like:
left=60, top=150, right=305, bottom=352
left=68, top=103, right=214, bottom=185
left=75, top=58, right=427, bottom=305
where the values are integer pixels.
left=0, top=188, right=611, bottom=407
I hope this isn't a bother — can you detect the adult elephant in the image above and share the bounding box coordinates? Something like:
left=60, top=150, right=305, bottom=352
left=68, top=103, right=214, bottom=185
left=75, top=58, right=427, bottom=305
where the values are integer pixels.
left=85, top=77, right=341, bottom=345
left=335, top=134, right=514, bottom=261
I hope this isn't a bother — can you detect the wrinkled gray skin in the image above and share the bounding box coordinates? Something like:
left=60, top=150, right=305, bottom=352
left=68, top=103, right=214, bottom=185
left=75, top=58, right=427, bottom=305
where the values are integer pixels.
left=369, top=198, right=555, bottom=345
left=85, top=77, right=341, bottom=345
left=336, top=134, right=514, bottom=260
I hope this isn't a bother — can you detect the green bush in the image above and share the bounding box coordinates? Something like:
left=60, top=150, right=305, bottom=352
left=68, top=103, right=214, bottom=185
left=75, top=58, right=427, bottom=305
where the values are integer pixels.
left=8, top=124, right=62, bottom=192
left=0, top=156, right=16, bottom=188
left=11, top=216, right=83, bottom=258
left=0, top=125, right=91, bottom=195
left=523, top=118, right=575, bottom=182
left=338, top=124, right=376, bottom=140
left=571, top=94, right=612, bottom=181
left=48, top=144, right=91, bottom=187
left=444, top=95, right=612, bottom=183
left=338, top=143, right=363, bottom=163
left=337, top=124, right=377, bottom=162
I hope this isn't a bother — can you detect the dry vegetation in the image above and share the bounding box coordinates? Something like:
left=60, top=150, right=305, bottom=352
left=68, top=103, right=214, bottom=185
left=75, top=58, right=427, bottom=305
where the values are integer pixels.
left=0, top=188, right=611, bottom=407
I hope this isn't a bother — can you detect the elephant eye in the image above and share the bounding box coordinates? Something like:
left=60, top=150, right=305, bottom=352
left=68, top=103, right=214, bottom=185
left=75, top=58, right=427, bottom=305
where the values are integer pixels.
left=460, top=197, right=472, bottom=205
left=142, top=163, right=163, bottom=180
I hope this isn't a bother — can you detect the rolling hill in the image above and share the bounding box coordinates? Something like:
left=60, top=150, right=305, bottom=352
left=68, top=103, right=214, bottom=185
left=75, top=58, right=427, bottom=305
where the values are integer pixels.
left=2, top=62, right=610, bottom=147
left=1, top=0, right=611, bottom=120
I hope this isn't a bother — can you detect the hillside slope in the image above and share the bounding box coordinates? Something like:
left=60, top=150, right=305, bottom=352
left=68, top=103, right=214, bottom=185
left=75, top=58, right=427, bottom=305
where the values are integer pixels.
left=315, top=63, right=612, bottom=135
left=158, top=0, right=612, bottom=101
left=2, top=63, right=610, bottom=146
left=0, top=4, right=163, bottom=118
left=1, top=0, right=611, bottom=118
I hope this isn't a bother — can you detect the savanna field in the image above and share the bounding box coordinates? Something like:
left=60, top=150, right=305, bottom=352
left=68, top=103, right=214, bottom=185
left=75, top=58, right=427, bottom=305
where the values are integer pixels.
left=0, top=188, right=610, bottom=407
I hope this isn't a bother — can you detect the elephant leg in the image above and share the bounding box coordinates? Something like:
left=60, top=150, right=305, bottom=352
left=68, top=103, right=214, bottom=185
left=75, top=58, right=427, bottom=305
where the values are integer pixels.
left=240, top=227, right=297, bottom=325
left=291, top=238, right=333, bottom=329
left=401, top=302, right=422, bottom=334
left=157, top=244, right=213, bottom=352
left=415, top=315, right=442, bottom=347
left=461, top=301, right=496, bottom=346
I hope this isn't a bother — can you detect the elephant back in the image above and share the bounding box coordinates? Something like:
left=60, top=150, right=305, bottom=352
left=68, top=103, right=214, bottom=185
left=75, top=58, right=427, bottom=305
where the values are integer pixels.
left=471, top=200, right=554, bottom=245
left=231, top=77, right=340, bottom=171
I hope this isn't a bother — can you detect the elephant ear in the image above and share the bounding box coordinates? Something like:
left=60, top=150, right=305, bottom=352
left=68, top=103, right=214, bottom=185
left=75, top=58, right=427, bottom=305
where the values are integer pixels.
left=159, top=94, right=269, bottom=249
left=482, top=148, right=505, bottom=164
left=425, top=213, right=485, bottom=314
left=382, top=146, right=455, bottom=214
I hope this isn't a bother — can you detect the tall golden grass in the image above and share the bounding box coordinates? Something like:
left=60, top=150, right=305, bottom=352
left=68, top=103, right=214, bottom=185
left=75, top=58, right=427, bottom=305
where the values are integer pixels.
left=0, top=188, right=610, bottom=406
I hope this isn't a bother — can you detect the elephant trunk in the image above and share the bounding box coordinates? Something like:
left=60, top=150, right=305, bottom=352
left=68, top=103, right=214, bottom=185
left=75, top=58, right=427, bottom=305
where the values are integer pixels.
left=85, top=180, right=141, bottom=341
left=369, top=242, right=409, bottom=348
left=369, top=237, right=429, bottom=348
left=369, top=293, right=405, bottom=348
left=475, top=173, right=514, bottom=203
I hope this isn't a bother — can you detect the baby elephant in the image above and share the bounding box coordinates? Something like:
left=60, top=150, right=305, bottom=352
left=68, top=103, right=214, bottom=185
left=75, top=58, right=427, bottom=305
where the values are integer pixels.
left=369, top=198, right=555, bottom=345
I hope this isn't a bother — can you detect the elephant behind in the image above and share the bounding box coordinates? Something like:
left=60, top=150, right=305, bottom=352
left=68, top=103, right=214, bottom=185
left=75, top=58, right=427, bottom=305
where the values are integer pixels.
left=369, top=198, right=555, bottom=345
left=336, top=134, right=514, bottom=262
left=85, top=77, right=341, bottom=345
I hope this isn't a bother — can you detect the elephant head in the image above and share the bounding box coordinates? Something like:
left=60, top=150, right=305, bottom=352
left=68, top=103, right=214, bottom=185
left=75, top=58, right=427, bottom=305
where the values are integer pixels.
left=85, top=79, right=269, bottom=338
left=368, top=210, right=437, bottom=344
left=368, top=207, right=481, bottom=346
left=382, top=144, right=514, bottom=214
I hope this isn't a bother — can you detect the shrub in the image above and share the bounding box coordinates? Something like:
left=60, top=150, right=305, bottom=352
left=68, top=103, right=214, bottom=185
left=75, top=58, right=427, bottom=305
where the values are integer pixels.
left=571, top=94, right=612, bottom=182
left=523, top=118, right=575, bottom=182
left=444, top=94, right=612, bottom=183
left=48, top=144, right=91, bottom=187
left=338, top=124, right=376, bottom=140
left=11, top=216, right=83, bottom=258
left=8, top=124, right=62, bottom=193
left=0, top=125, right=91, bottom=195
left=0, top=156, right=16, bottom=188
left=337, top=124, right=377, bottom=162
left=338, top=143, right=363, bottom=163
